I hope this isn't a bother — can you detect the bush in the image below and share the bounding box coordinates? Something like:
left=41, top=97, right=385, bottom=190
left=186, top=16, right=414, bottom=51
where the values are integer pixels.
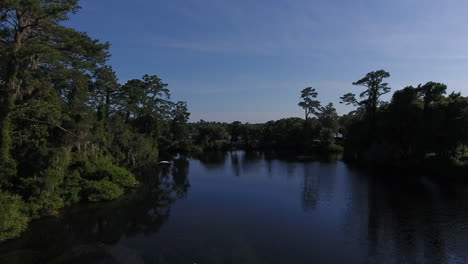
left=75, top=157, right=138, bottom=189
left=318, top=128, right=334, bottom=146
left=99, top=163, right=137, bottom=188
left=28, top=191, right=64, bottom=218
left=85, top=180, right=124, bottom=202
left=0, top=192, right=30, bottom=242
left=59, top=170, right=83, bottom=204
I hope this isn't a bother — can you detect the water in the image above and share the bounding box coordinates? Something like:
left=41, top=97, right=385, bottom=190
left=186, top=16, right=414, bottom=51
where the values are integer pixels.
left=1, top=151, right=468, bottom=264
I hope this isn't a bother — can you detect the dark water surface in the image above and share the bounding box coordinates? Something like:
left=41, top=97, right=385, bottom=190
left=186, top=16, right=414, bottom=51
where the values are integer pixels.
left=1, top=151, right=468, bottom=264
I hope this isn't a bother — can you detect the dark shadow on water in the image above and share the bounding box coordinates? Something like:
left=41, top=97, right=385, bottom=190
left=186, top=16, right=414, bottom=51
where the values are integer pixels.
left=351, top=167, right=468, bottom=264
left=230, top=151, right=241, bottom=176
left=171, top=157, right=191, bottom=198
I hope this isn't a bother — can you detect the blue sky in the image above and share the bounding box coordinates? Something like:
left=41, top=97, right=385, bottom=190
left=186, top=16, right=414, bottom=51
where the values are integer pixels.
left=68, top=0, right=468, bottom=123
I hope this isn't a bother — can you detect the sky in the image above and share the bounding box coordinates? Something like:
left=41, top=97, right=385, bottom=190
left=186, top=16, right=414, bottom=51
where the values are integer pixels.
left=67, top=0, right=468, bottom=123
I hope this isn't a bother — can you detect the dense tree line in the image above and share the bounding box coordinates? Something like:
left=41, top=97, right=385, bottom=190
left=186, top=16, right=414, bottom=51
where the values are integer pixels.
left=190, top=110, right=343, bottom=154
left=190, top=70, right=468, bottom=176
left=341, top=70, right=468, bottom=172
left=0, top=0, right=190, bottom=241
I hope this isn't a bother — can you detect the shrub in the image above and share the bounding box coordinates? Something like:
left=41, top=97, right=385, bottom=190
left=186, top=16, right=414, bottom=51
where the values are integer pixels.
left=0, top=192, right=30, bottom=242
left=59, top=170, right=83, bottom=204
left=28, top=191, right=64, bottom=218
left=85, top=180, right=124, bottom=202
left=75, top=157, right=138, bottom=189
left=95, top=162, right=137, bottom=188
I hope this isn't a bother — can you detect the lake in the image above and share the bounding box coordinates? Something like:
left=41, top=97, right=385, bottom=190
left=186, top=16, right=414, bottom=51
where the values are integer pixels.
left=1, top=151, right=468, bottom=264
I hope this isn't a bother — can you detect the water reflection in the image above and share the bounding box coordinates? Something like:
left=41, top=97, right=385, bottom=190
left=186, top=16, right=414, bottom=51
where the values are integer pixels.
left=0, top=160, right=191, bottom=264
left=2, top=152, right=468, bottom=263
left=197, top=151, right=227, bottom=169
left=230, top=151, right=241, bottom=177
left=302, top=164, right=319, bottom=211
left=171, top=157, right=191, bottom=198
left=345, top=169, right=468, bottom=264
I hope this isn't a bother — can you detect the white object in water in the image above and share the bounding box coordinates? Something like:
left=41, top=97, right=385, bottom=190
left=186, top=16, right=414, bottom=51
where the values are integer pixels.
left=158, top=161, right=171, bottom=164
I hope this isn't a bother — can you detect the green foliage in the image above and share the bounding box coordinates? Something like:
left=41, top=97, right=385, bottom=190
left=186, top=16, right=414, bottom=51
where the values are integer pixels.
left=193, top=115, right=343, bottom=155
left=341, top=70, right=391, bottom=119
left=59, top=170, right=82, bottom=204
left=416, top=82, right=447, bottom=110
left=3, top=0, right=468, bottom=243
left=0, top=1, right=191, bottom=241
left=0, top=192, right=30, bottom=242
left=228, top=121, right=243, bottom=143
left=28, top=191, right=64, bottom=218
left=319, top=127, right=334, bottom=147
left=342, top=72, right=468, bottom=171
left=85, top=180, right=124, bottom=202
left=193, top=121, right=229, bottom=150
left=73, top=157, right=138, bottom=188
left=298, top=87, right=321, bottom=120
left=0, top=115, right=16, bottom=187
left=318, top=103, right=339, bottom=131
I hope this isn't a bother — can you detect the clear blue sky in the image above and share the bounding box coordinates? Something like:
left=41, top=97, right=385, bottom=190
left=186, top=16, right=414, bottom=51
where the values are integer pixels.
left=67, top=0, right=468, bottom=123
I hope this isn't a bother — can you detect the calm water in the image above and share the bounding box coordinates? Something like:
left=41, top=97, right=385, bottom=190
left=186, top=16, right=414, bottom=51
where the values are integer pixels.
left=1, top=151, right=468, bottom=264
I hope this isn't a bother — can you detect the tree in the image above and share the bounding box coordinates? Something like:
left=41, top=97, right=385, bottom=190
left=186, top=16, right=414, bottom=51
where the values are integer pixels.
left=0, top=1, right=197, bottom=241
left=170, top=101, right=191, bottom=143
left=194, top=122, right=228, bottom=149
left=116, top=74, right=171, bottom=134
left=92, top=66, right=120, bottom=121
left=0, top=0, right=109, bottom=184
left=386, top=86, right=424, bottom=159
left=416, top=82, right=447, bottom=111
left=228, top=121, right=242, bottom=143
left=298, top=87, right=321, bottom=120
left=340, top=70, right=391, bottom=119
left=317, top=103, right=339, bottom=131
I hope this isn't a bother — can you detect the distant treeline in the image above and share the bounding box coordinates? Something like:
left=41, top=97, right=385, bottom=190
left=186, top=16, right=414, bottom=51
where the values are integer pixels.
left=188, top=86, right=345, bottom=154
left=189, top=115, right=343, bottom=154
left=188, top=70, right=468, bottom=177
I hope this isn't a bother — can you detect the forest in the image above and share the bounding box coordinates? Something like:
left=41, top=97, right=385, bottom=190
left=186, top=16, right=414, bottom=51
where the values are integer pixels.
left=1, top=0, right=468, bottom=242
left=0, top=0, right=191, bottom=241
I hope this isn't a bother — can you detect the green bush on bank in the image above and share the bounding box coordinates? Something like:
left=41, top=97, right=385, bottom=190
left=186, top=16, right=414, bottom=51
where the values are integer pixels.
left=85, top=180, right=124, bottom=202
left=0, top=192, right=30, bottom=241
left=74, top=157, right=138, bottom=188
left=28, top=191, right=64, bottom=218
left=71, top=156, right=138, bottom=202
left=0, top=156, right=139, bottom=242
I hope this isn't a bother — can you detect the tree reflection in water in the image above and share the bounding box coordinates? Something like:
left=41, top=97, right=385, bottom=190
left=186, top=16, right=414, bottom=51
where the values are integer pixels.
left=2, top=153, right=468, bottom=263
left=348, top=169, right=468, bottom=264
left=197, top=151, right=227, bottom=170
left=0, top=158, right=191, bottom=264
